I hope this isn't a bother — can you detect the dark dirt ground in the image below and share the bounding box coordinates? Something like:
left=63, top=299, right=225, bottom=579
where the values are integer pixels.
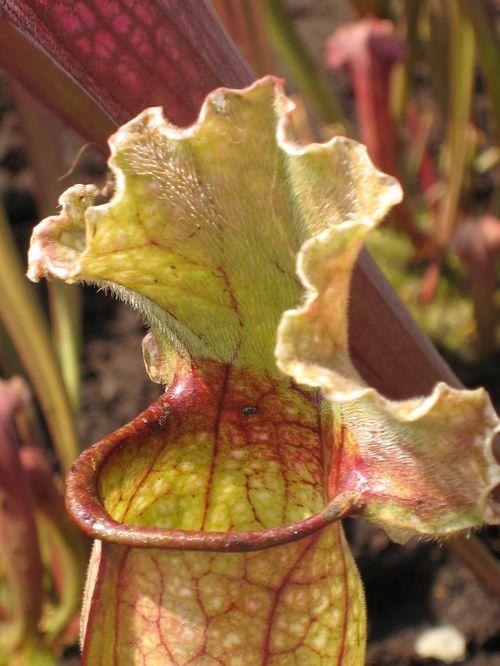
left=1, top=2, right=500, bottom=664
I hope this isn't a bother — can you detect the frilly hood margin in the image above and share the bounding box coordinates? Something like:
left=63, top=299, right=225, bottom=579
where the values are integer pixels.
left=28, top=76, right=499, bottom=544
left=26, top=77, right=499, bottom=663
left=275, top=203, right=500, bottom=540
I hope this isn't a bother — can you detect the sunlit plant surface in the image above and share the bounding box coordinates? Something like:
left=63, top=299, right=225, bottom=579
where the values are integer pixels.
left=27, top=78, right=500, bottom=664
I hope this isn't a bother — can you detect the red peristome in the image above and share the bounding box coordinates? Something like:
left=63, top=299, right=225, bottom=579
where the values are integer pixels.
left=72, top=364, right=365, bottom=662
left=3, top=0, right=253, bottom=128
left=66, top=361, right=361, bottom=553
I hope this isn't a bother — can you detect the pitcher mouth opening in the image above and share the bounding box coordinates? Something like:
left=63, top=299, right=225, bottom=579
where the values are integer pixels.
left=66, top=390, right=362, bottom=553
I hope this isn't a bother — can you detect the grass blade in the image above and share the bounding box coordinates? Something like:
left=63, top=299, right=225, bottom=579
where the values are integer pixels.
left=459, top=0, right=500, bottom=140
left=0, top=203, right=79, bottom=473
left=262, top=0, right=344, bottom=125
left=437, top=1, right=475, bottom=246
left=11, top=82, right=82, bottom=409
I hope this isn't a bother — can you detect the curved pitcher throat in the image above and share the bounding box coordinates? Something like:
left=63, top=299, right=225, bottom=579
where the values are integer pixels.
left=81, top=360, right=367, bottom=665
left=98, top=360, right=335, bottom=535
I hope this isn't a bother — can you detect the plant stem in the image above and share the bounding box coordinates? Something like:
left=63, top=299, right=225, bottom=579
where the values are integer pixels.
left=20, top=446, right=88, bottom=640
left=447, top=534, right=500, bottom=598
left=0, top=203, right=79, bottom=473
left=437, top=1, right=475, bottom=247
left=0, top=319, right=24, bottom=377
left=0, top=379, right=43, bottom=653
left=47, top=281, right=82, bottom=411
